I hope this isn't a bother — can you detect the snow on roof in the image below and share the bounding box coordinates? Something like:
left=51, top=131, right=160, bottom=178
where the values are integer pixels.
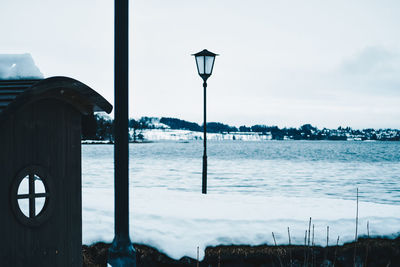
left=0, top=54, right=44, bottom=80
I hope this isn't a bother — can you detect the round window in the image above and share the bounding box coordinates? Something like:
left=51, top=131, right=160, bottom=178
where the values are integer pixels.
left=11, top=166, right=54, bottom=227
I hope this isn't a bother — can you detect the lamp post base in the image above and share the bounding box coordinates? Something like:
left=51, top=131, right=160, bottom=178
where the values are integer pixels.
left=108, top=235, right=136, bottom=267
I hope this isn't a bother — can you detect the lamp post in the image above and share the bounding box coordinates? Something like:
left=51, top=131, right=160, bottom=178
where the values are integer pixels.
left=108, top=0, right=136, bottom=266
left=192, top=49, right=218, bottom=194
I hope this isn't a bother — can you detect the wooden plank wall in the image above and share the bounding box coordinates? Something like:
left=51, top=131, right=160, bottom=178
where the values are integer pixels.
left=0, top=98, right=82, bottom=267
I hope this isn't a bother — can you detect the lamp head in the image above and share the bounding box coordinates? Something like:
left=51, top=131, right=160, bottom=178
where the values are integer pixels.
left=192, top=49, right=218, bottom=81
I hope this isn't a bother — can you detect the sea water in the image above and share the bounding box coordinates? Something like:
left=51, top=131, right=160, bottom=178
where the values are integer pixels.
left=82, top=141, right=400, bottom=259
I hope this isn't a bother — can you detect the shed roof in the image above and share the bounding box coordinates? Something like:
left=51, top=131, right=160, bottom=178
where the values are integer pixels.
left=0, top=76, right=112, bottom=120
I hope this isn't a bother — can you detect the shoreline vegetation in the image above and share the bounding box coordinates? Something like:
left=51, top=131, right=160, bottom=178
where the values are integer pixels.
left=82, top=115, right=400, bottom=143
left=83, top=237, right=400, bottom=267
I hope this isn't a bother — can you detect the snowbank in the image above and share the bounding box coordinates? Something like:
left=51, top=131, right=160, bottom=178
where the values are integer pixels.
left=0, top=54, right=43, bottom=79
left=82, top=187, right=400, bottom=260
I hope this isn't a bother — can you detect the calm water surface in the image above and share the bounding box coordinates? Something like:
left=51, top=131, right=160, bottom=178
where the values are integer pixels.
left=82, top=141, right=400, bottom=205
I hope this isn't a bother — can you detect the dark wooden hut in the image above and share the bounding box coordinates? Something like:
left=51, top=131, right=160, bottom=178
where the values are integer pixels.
left=0, top=76, right=112, bottom=266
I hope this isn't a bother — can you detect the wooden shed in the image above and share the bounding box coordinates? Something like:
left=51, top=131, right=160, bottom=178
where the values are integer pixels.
left=0, top=76, right=112, bottom=266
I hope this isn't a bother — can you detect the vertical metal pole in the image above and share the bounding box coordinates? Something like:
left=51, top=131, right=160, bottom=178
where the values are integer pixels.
left=108, top=0, right=136, bottom=265
left=114, top=0, right=129, bottom=241
left=202, top=81, right=207, bottom=194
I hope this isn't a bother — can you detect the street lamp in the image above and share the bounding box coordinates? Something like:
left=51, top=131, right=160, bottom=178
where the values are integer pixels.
left=192, top=49, right=218, bottom=194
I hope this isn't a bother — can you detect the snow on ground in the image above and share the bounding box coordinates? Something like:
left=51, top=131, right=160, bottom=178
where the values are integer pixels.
left=82, top=140, right=113, bottom=144
left=82, top=187, right=400, bottom=260
left=0, top=54, right=43, bottom=79
left=135, top=129, right=272, bottom=141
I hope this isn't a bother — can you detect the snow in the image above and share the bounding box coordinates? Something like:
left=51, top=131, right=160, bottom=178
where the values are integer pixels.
left=0, top=54, right=43, bottom=79
left=82, top=186, right=400, bottom=260
left=133, top=129, right=272, bottom=141
left=82, top=140, right=113, bottom=144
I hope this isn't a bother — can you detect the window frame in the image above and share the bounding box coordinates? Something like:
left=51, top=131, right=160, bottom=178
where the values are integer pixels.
left=11, top=166, right=55, bottom=227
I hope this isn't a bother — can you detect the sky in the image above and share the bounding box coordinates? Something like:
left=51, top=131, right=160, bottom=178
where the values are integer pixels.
left=1, top=0, right=400, bottom=129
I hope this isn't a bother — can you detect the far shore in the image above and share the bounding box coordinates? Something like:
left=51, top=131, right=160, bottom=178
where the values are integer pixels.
left=81, top=139, right=398, bottom=145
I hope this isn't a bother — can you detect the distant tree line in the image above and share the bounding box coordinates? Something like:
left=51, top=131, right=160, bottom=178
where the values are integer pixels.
left=82, top=115, right=154, bottom=141
left=159, top=117, right=202, bottom=131
left=82, top=114, right=400, bottom=141
left=82, top=114, right=113, bottom=140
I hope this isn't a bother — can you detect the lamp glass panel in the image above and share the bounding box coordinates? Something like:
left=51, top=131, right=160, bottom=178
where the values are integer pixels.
left=196, top=56, right=205, bottom=74
left=205, top=56, right=215, bottom=75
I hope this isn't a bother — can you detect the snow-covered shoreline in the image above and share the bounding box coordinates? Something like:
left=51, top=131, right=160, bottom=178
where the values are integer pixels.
left=81, top=129, right=272, bottom=143
left=83, top=128, right=396, bottom=143
left=131, top=129, right=272, bottom=141
left=82, top=187, right=400, bottom=260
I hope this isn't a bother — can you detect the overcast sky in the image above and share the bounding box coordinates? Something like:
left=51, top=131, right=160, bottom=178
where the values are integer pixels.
left=2, top=0, right=400, bottom=129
